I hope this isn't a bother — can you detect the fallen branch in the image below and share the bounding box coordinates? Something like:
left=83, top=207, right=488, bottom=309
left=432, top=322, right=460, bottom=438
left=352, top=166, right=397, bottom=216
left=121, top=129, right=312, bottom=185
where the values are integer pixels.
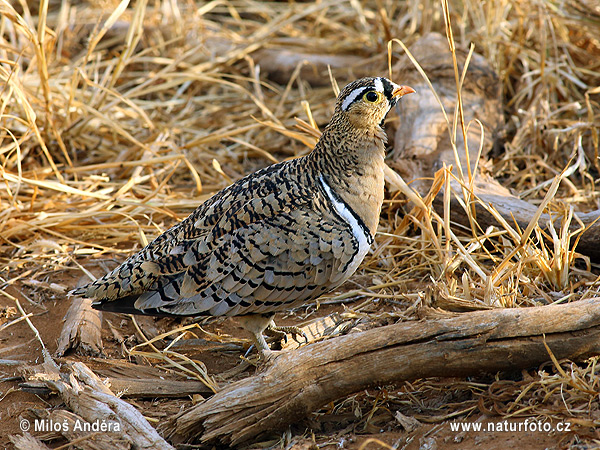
left=163, top=298, right=600, bottom=446
left=56, top=297, right=103, bottom=357
left=25, top=358, right=174, bottom=450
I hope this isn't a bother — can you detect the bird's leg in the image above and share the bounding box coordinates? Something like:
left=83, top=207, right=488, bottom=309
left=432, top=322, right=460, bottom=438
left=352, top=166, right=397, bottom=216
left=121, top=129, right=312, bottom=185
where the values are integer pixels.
left=252, top=331, right=271, bottom=358
left=266, top=323, right=309, bottom=345
left=237, top=313, right=275, bottom=358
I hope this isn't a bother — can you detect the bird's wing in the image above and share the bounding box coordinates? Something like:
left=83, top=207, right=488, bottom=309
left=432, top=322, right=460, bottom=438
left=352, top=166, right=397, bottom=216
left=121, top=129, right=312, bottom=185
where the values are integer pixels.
left=74, top=159, right=361, bottom=316
left=71, top=160, right=298, bottom=301
left=130, top=203, right=358, bottom=316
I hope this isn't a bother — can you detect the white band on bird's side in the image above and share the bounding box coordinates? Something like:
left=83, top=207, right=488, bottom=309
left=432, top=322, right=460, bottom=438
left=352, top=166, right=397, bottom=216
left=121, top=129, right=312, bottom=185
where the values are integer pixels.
left=317, top=174, right=372, bottom=275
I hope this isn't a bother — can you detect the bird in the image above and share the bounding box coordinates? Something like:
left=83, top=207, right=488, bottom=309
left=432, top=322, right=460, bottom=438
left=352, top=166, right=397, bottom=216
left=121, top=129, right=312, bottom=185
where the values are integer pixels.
left=70, top=77, right=415, bottom=358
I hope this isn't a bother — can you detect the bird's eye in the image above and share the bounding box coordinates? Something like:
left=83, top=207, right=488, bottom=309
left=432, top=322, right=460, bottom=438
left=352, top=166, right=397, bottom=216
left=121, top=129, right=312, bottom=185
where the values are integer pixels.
left=363, top=91, right=381, bottom=103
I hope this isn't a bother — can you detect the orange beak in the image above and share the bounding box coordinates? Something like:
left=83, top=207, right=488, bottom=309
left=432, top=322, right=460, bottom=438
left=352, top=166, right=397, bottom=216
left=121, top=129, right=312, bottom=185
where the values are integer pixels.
left=392, top=85, right=416, bottom=98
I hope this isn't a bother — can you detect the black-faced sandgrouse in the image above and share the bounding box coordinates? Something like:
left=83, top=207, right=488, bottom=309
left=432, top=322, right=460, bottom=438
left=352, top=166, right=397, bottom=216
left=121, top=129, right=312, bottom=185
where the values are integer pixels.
left=70, top=77, right=415, bottom=357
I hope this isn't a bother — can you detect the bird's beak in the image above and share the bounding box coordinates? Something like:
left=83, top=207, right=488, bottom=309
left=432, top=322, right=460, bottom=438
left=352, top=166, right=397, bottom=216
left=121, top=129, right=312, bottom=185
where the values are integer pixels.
left=392, top=85, right=416, bottom=98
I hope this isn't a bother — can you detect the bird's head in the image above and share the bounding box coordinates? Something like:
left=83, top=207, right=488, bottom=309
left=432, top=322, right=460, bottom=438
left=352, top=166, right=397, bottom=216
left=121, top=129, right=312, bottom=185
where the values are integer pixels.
left=334, top=77, right=415, bottom=130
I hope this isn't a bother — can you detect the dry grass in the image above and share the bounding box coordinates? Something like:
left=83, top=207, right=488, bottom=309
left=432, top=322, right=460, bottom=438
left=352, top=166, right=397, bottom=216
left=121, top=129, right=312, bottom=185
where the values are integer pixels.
left=1, top=0, right=600, bottom=446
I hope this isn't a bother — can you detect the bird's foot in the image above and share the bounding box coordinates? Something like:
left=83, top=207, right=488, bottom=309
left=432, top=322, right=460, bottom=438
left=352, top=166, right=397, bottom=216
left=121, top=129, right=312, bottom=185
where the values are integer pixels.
left=266, top=323, right=309, bottom=345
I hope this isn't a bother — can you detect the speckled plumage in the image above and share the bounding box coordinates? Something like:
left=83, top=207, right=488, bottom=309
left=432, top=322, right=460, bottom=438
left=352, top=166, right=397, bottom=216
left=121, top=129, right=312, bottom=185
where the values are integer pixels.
left=70, top=77, right=415, bottom=356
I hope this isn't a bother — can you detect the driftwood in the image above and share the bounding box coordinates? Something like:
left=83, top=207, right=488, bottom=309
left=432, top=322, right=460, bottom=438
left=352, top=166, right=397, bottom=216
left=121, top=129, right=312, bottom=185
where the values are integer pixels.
left=20, top=357, right=174, bottom=450
left=390, top=33, right=600, bottom=260
left=56, top=296, right=103, bottom=357
left=163, top=298, right=600, bottom=446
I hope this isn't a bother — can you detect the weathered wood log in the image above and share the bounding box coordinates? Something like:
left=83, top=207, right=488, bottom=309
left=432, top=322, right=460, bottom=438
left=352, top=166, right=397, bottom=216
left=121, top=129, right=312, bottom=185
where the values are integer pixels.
left=56, top=297, right=103, bottom=357
left=31, top=358, right=174, bottom=450
left=390, top=32, right=600, bottom=260
left=163, top=298, right=600, bottom=446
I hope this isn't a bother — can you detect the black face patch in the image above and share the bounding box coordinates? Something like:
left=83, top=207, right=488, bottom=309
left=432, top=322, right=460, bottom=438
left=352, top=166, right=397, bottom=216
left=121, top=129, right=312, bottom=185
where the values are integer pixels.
left=380, top=77, right=395, bottom=102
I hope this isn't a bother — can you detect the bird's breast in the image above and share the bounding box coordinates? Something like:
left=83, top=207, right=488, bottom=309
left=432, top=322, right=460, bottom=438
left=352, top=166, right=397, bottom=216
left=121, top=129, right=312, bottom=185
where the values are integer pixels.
left=328, top=153, right=386, bottom=236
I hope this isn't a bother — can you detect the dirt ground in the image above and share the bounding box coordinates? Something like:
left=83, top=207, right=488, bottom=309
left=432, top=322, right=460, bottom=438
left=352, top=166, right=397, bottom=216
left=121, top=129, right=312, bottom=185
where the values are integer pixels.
left=1, top=271, right=596, bottom=450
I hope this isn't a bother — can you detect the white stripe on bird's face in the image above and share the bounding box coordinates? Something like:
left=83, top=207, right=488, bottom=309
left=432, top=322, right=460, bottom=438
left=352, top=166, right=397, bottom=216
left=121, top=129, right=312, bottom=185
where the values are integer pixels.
left=341, top=86, right=369, bottom=111
left=341, top=77, right=391, bottom=112
left=373, top=77, right=384, bottom=93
